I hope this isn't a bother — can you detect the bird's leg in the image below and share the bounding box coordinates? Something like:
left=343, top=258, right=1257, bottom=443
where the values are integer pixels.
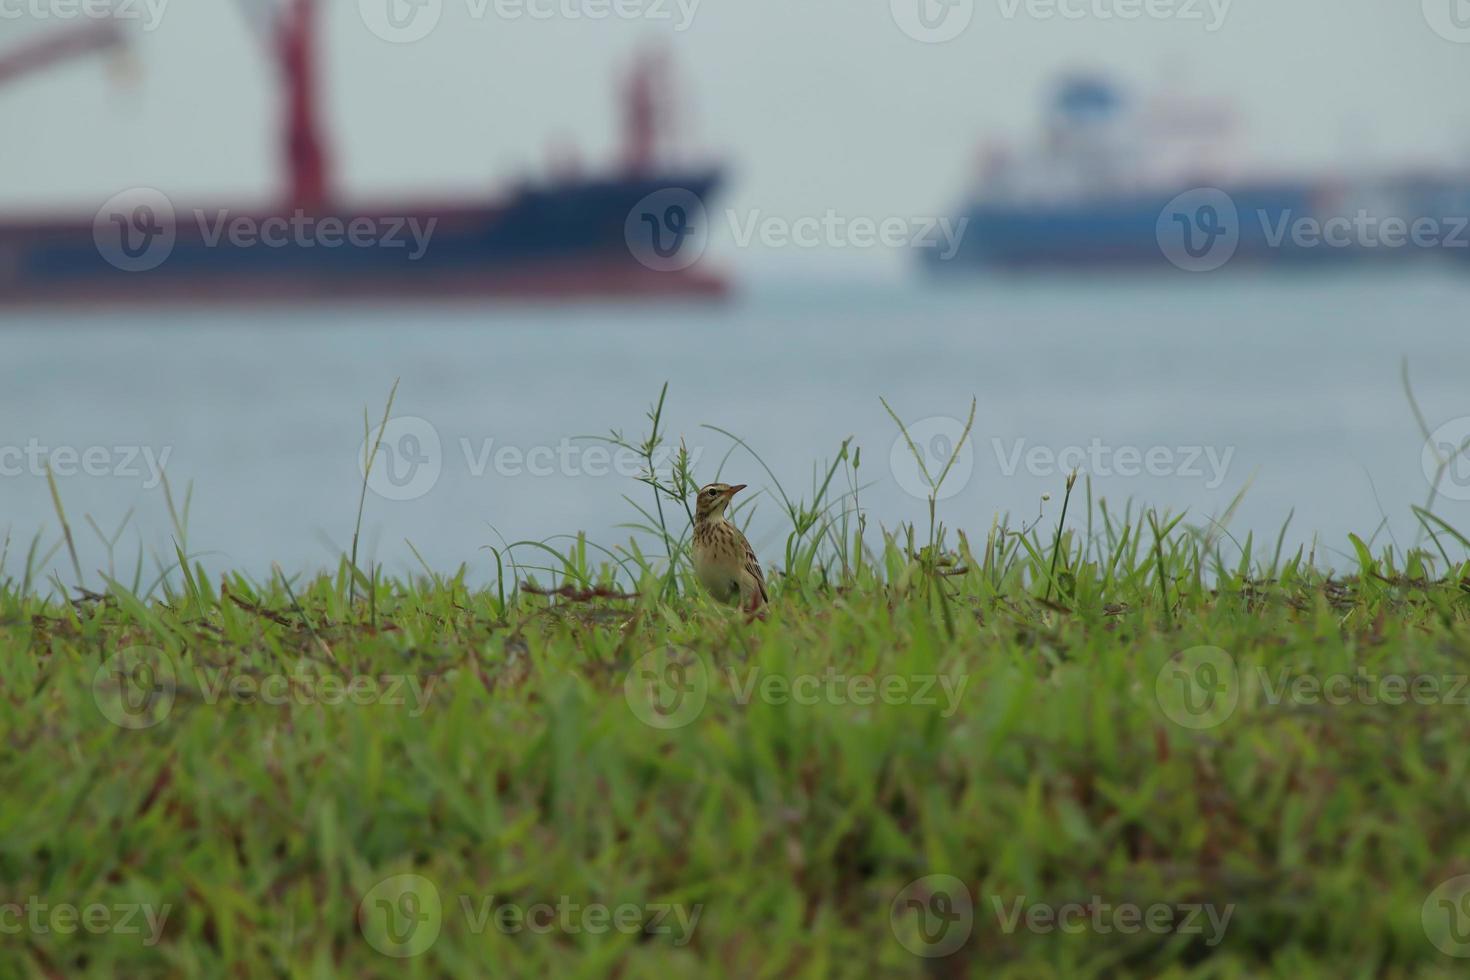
left=743, top=600, right=767, bottom=622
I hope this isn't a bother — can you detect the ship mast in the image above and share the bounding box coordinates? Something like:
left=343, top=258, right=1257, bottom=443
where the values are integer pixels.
left=277, top=0, right=330, bottom=212
left=622, top=48, right=674, bottom=175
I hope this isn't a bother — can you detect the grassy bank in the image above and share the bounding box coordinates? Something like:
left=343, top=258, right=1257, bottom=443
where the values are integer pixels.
left=4, top=397, right=1470, bottom=977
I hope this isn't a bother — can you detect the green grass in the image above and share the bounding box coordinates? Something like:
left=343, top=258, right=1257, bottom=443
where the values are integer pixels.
left=4, top=394, right=1470, bottom=978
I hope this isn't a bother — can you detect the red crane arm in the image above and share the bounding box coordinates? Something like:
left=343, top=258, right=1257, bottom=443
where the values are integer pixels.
left=0, top=21, right=124, bottom=90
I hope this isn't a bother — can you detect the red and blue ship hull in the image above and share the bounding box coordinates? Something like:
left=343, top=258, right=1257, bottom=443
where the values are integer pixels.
left=0, top=171, right=724, bottom=306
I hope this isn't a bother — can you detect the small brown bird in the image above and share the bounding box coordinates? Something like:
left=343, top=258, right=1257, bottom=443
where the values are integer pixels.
left=691, top=482, right=767, bottom=611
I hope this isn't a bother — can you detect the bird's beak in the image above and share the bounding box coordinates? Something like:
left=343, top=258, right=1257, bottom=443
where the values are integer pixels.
left=727, top=484, right=747, bottom=497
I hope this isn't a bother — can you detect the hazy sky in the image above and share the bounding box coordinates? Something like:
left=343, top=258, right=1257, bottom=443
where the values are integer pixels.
left=4, top=0, right=1470, bottom=274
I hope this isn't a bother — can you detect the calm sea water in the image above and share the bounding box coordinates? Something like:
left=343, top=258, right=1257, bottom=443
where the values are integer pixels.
left=4, top=271, right=1469, bottom=586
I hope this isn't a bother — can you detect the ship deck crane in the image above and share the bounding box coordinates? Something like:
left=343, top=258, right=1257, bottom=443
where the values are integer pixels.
left=230, top=0, right=330, bottom=212
left=0, top=20, right=126, bottom=90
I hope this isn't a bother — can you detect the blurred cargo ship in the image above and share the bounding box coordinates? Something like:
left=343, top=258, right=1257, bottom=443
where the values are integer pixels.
left=922, top=76, right=1470, bottom=273
left=0, top=2, right=725, bottom=306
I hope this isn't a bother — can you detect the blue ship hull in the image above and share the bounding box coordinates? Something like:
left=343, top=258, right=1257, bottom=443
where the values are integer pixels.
left=922, top=183, right=1465, bottom=272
